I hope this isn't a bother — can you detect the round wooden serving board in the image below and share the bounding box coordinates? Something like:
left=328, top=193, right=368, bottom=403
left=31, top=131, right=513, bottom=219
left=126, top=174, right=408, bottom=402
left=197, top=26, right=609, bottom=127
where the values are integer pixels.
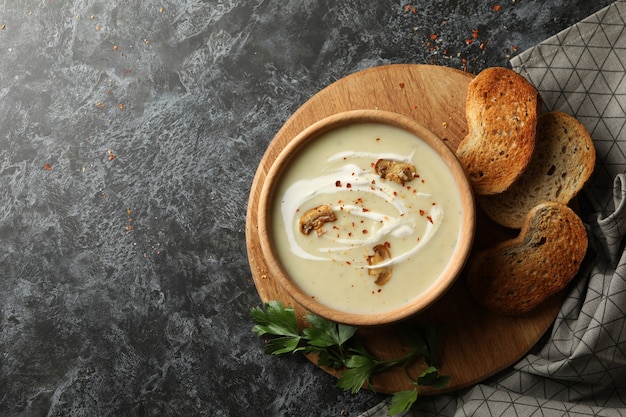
left=245, top=64, right=562, bottom=394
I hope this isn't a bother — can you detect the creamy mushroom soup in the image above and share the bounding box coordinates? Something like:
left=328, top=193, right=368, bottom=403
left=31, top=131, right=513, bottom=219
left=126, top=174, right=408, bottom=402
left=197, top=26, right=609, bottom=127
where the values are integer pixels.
left=271, top=123, right=464, bottom=314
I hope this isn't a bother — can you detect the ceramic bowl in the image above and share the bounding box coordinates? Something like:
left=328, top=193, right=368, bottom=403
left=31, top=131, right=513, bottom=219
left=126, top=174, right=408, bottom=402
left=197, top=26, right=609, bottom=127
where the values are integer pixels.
left=257, top=109, right=475, bottom=326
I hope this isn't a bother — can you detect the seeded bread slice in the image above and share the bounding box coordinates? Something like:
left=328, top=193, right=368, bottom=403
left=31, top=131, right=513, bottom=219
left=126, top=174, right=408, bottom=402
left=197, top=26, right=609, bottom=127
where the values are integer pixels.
left=478, top=112, right=596, bottom=229
left=467, top=201, right=587, bottom=316
left=456, top=67, right=540, bottom=195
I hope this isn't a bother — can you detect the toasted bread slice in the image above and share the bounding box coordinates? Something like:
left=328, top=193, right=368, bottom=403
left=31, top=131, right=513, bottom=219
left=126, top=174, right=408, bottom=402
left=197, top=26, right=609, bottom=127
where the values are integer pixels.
left=456, top=67, right=540, bottom=195
left=467, top=201, right=587, bottom=315
left=478, top=112, right=596, bottom=229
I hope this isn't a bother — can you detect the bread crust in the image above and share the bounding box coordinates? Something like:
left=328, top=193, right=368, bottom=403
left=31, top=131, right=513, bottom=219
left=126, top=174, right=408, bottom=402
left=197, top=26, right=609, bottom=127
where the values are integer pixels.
left=456, top=67, right=540, bottom=195
left=467, top=201, right=587, bottom=315
left=478, top=112, right=596, bottom=229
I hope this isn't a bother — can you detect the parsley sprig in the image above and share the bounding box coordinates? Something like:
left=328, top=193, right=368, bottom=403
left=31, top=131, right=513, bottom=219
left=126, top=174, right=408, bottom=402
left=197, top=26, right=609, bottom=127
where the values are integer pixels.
left=250, top=300, right=450, bottom=415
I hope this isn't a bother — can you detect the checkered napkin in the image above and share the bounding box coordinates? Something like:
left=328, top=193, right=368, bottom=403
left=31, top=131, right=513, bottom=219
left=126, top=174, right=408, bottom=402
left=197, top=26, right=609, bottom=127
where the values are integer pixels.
left=361, top=2, right=626, bottom=416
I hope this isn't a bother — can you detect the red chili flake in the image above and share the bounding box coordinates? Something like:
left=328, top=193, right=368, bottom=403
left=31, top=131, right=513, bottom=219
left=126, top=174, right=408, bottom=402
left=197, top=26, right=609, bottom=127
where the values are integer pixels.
left=362, top=208, right=370, bottom=212
left=362, top=229, right=368, bottom=234
left=405, top=4, right=411, bottom=11
left=493, top=5, right=501, bottom=11
left=480, top=42, right=487, bottom=50
left=384, top=241, right=391, bottom=248
left=419, top=209, right=425, bottom=216
left=346, top=261, right=351, bottom=265
left=375, top=137, right=381, bottom=141
left=472, top=29, right=479, bottom=39
left=346, top=183, right=352, bottom=188
left=348, top=232, right=352, bottom=237
left=43, top=163, right=52, bottom=171
left=335, top=180, right=342, bottom=187
left=430, top=33, right=438, bottom=40
left=412, top=6, right=417, bottom=13
left=427, top=215, right=433, bottom=224
left=399, top=83, right=405, bottom=89
left=465, top=38, right=473, bottom=45
left=107, top=150, right=116, bottom=161
left=378, top=289, right=382, bottom=293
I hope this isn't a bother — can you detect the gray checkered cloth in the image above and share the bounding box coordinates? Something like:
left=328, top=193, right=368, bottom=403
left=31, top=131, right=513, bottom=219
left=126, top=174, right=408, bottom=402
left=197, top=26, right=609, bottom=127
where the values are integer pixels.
left=361, top=1, right=626, bottom=416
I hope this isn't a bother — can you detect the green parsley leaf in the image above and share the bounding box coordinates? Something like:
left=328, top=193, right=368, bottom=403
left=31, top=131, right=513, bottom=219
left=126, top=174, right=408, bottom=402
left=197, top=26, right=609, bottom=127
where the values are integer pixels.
left=399, top=323, right=444, bottom=366
left=337, top=354, right=378, bottom=394
left=387, top=388, right=418, bottom=416
left=417, top=366, right=451, bottom=389
left=422, top=324, right=444, bottom=366
left=315, top=348, right=345, bottom=369
left=250, top=301, right=304, bottom=355
left=251, top=300, right=300, bottom=338
left=263, top=335, right=303, bottom=355
left=303, top=314, right=357, bottom=348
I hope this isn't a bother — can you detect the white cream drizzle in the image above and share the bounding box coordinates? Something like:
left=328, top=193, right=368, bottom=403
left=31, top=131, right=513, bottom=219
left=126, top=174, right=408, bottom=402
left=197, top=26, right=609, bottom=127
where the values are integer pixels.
left=279, top=151, right=444, bottom=269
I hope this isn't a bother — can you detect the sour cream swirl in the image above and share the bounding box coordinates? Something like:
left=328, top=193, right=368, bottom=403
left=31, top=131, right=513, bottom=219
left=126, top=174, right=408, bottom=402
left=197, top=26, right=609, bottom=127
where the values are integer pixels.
left=280, top=151, right=443, bottom=269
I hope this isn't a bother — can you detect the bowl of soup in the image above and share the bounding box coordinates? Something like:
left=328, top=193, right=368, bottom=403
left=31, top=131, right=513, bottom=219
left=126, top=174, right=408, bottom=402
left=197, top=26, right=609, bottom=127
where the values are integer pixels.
left=257, top=109, right=475, bottom=326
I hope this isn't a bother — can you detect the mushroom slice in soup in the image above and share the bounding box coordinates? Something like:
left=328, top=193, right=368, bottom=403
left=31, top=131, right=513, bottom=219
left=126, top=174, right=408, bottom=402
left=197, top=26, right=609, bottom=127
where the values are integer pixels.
left=374, top=159, right=417, bottom=185
left=367, top=244, right=393, bottom=286
left=299, top=205, right=337, bottom=236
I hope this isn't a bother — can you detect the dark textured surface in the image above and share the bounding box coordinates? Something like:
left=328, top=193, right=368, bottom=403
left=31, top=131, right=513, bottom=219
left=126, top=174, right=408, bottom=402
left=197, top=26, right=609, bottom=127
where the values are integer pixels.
left=0, top=1, right=615, bottom=416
